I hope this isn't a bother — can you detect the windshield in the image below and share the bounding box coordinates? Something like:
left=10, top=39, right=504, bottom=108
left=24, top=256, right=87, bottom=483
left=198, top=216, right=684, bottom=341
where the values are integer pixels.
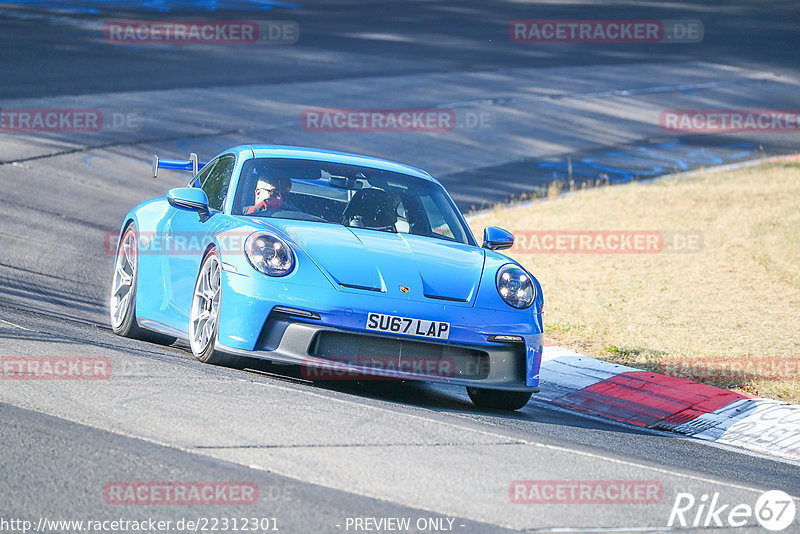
left=232, top=158, right=474, bottom=245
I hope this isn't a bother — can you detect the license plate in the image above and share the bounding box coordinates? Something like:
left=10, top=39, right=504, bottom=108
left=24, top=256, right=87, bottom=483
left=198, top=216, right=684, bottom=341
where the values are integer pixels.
left=366, top=312, right=450, bottom=340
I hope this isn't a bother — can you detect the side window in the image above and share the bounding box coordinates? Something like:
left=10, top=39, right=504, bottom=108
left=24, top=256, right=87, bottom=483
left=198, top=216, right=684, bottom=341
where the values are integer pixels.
left=200, top=154, right=236, bottom=212
left=191, top=159, right=217, bottom=188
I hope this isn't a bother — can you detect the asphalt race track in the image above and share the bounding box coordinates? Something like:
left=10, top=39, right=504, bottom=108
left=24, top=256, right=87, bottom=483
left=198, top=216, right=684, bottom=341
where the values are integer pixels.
left=1, top=1, right=799, bottom=532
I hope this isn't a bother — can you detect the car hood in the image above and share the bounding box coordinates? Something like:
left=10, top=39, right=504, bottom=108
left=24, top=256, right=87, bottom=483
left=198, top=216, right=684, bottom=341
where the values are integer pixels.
left=262, top=220, right=486, bottom=304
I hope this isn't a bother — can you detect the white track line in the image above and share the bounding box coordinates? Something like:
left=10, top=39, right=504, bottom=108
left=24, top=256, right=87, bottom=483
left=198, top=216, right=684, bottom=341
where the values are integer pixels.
left=0, top=317, right=31, bottom=330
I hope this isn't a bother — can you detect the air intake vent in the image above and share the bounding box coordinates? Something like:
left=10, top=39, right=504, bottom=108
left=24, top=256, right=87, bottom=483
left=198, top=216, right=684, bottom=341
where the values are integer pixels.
left=424, top=294, right=469, bottom=302
left=338, top=283, right=384, bottom=292
left=309, top=331, right=489, bottom=379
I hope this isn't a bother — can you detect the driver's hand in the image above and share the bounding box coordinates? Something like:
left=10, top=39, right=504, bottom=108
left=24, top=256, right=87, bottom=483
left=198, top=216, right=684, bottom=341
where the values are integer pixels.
left=246, top=196, right=282, bottom=214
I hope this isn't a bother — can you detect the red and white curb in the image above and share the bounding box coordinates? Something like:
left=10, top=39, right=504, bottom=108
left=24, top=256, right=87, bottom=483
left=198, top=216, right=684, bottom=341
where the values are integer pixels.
left=540, top=344, right=800, bottom=461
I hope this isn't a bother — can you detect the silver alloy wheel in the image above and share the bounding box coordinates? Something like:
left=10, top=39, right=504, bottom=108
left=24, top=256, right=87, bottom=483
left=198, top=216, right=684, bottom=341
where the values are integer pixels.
left=110, top=229, right=137, bottom=329
left=189, top=253, right=221, bottom=355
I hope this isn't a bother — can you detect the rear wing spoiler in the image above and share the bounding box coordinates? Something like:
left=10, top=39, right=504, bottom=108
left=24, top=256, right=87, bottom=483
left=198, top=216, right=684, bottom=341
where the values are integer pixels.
left=152, top=153, right=208, bottom=179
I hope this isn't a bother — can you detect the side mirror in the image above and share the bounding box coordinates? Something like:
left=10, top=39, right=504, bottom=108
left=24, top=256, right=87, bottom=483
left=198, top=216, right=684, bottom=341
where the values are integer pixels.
left=167, top=187, right=211, bottom=222
left=482, top=226, right=514, bottom=251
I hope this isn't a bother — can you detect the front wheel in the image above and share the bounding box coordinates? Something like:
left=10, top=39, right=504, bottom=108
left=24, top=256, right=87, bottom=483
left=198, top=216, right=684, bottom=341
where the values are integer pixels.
left=189, top=249, right=242, bottom=367
left=109, top=222, right=175, bottom=344
left=467, top=387, right=532, bottom=411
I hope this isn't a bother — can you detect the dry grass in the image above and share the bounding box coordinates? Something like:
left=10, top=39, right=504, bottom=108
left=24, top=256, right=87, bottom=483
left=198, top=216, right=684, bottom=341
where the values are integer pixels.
left=470, top=162, right=800, bottom=403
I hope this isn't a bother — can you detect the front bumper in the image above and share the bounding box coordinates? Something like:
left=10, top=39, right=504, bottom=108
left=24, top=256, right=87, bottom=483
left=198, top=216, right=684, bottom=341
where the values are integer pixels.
left=216, top=269, right=543, bottom=391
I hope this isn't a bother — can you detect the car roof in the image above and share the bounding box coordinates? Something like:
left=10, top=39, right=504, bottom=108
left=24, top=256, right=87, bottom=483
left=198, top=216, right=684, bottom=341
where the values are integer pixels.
left=226, top=145, right=437, bottom=183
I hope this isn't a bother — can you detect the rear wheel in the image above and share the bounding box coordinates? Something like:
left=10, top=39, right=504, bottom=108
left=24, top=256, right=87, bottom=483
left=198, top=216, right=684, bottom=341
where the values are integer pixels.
left=467, top=387, right=532, bottom=411
left=189, top=249, right=243, bottom=367
left=109, top=222, right=175, bottom=344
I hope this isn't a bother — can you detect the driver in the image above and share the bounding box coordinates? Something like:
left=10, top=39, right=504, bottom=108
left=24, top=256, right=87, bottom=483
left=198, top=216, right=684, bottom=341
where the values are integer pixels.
left=245, top=176, right=292, bottom=215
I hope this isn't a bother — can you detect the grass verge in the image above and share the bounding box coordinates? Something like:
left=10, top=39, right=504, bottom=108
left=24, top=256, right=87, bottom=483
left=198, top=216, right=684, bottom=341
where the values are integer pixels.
left=469, top=162, right=800, bottom=403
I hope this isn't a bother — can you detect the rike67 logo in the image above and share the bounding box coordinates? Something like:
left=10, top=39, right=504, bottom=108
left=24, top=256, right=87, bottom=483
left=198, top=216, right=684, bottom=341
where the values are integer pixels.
left=669, top=490, right=796, bottom=531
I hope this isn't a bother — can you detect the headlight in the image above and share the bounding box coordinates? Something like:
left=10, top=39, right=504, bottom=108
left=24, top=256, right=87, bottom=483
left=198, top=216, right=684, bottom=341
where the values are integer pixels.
left=245, top=232, right=294, bottom=277
left=496, top=264, right=534, bottom=309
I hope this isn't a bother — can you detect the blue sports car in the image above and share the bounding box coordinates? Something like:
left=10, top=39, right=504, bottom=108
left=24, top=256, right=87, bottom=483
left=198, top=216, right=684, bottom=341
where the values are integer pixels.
left=110, top=145, right=543, bottom=410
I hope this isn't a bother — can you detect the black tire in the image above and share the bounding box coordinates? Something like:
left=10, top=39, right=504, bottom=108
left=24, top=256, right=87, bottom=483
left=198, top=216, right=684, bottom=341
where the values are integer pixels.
left=189, top=248, right=245, bottom=368
left=466, top=387, right=532, bottom=411
left=109, top=222, right=176, bottom=345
